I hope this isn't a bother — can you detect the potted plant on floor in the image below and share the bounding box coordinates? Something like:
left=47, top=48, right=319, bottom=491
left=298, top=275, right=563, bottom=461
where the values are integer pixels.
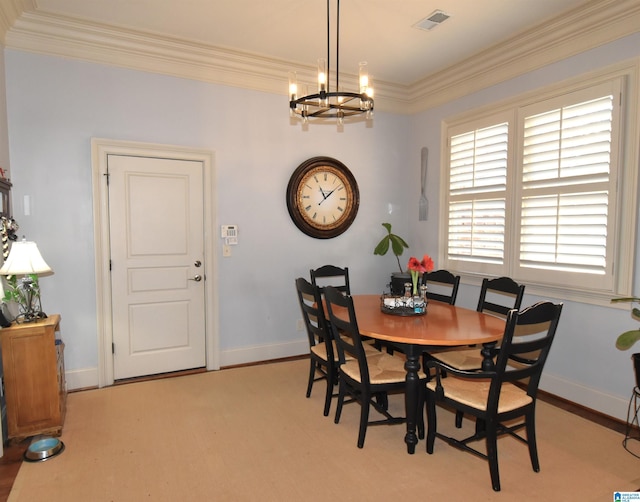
left=611, top=297, right=640, bottom=389
left=373, top=222, right=410, bottom=295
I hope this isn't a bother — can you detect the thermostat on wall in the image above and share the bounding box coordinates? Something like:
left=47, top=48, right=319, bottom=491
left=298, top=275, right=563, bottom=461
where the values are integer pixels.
left=221, top=225, right=238, bottom=245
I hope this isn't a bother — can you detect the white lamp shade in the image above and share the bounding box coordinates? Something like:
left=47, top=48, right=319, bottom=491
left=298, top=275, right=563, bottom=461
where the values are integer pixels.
left=0, top=239, right=53, bottom=276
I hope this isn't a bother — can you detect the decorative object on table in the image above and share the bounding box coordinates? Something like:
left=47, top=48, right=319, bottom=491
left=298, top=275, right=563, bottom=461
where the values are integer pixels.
left=380, top=293, right=426, bottom=316
left=287, top=0, right=374, bottom=127
left=0, top=237, right=54, bottom=323
left=373, top=222, right=410, bottom=294
left=407, top=254, right=434, bottom=295
left=419, top=147, right=429, bottom=221
left=286, top=156, right=359, bottom=239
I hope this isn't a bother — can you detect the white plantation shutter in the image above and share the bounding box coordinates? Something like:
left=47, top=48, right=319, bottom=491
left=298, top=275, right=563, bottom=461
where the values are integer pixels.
left=515, top=84, right=619, bottom=290
left=443, top=75, right=628, bottom=295
left=447, top=122, right=509, bottom=273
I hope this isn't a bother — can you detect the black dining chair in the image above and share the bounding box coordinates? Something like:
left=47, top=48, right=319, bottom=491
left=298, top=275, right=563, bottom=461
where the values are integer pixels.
left=425, top=276, right=526, bottom=427
left=424, top=300, right=563, bottom=491
left=323, top=285, right=427, bottom=448
left=427, top=276, right=526, bottom=370
left=310, top=265, right=350, bottom=294
left=294, top=277, right=338, bottom=416
left=422, top=269, right=461, bottom=305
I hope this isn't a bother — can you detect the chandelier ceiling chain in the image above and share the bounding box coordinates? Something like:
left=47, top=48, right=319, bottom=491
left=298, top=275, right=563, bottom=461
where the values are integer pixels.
left=288, top=0, right=374, bottom=125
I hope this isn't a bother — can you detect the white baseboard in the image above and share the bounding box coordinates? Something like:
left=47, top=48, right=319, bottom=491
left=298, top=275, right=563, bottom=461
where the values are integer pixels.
left=218, top=340, right=309, bottom=368
left=65, top=340, right=309, bottom=390
left=66, top=367, right=100, bottom=391
left=540, top=372, right=631, bottom=423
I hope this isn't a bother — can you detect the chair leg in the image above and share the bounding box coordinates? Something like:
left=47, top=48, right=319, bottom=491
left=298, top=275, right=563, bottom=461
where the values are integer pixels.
left=357, top=391, right=371, bottom=448
left=334, top=378, right=346, bottom=424
left=374, top=391, right=389, bottom=411
left=525, top=410, right=540, bottom=472
left=485, top=420, right=501, bottom=492
left=322, top=364, right=333, bottom=417
left=426, top=392, right=437, bottom=454
left=455, top=410, right=464, bottom=428
left=306, top=359, right=316, bottom=398
left=417, top=387, right=425, bottom=440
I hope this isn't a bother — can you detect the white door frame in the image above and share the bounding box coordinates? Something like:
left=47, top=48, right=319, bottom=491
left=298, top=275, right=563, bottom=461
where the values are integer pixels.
left=91, top=138, right=219, bottom=387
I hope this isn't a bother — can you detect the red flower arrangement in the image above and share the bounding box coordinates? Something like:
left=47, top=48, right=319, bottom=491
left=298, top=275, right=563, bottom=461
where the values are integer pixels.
left=407, top=254, right=434, bottom=295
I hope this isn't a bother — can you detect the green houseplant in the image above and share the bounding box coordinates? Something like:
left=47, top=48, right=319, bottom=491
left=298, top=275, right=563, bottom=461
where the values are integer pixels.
left=611, top=297, right=640, bottom=389
left=611, top=297, right=640, bottom=350
left=374, top=223, right=410, bottom=295
left=373, top=222, right=409, bottom=273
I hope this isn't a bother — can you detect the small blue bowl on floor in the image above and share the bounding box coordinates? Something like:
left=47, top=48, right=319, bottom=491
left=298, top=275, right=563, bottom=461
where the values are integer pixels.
left=23, top=437, right=65, bottom=462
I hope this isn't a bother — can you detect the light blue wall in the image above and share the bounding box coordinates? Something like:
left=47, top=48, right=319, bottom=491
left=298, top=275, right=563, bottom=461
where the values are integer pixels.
left=3, top=31, right=640, bottom=421
left=3, top=49, right=412, bottom=381
left=408, top=32, right=640, bottom=420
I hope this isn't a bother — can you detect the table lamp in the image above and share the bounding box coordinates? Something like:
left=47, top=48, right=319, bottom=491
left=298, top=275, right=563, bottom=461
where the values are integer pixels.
left=0, top=237, right=53, bottom=323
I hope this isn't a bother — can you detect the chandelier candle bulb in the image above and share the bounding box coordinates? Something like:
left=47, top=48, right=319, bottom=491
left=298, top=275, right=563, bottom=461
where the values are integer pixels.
left=317, top=58, right=327, bottom=93
left=359, top=62, right=369, bottom=93
left=288, top=72, right=297, bottom=101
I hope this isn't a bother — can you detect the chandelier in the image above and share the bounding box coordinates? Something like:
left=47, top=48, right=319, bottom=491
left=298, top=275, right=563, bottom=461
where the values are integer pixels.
left=288, top=0, right=374, bottom=125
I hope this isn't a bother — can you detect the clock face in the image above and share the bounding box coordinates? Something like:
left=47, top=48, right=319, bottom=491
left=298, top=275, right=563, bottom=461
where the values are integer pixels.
left=286, top=157, right=359, bottom=239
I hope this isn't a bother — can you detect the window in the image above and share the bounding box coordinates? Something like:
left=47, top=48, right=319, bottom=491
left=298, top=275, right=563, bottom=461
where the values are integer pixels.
left=443, top=70, right=637, bottom=299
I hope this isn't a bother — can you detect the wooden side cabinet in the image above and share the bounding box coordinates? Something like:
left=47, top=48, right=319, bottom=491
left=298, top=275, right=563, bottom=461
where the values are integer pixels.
left=0, top=314, right=66, bottom=441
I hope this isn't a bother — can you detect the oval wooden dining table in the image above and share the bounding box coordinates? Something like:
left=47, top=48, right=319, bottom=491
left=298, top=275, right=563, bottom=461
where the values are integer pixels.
left=350, top=295, right=506, bottom=454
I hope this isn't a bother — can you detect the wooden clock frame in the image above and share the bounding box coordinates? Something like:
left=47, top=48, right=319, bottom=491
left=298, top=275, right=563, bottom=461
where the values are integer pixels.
left=286, top=156, right=359, bottom=239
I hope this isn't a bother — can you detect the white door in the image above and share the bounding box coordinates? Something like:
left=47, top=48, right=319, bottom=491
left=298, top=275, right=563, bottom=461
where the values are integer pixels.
left=107, top=155, right=206, bottom=380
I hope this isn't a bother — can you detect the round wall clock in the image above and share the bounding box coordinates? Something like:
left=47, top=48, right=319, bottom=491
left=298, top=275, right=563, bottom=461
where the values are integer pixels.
left=286, top=156, right=360, bottom=239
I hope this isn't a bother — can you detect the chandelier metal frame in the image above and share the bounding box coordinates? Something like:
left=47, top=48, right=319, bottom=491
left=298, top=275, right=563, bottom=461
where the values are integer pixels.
left=289, top=0, right=374, bottom=123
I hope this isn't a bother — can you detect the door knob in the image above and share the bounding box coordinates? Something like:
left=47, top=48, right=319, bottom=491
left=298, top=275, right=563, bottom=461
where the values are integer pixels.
left=194, top=261, right=202, bottom=267
left=189, top=275, right=202, bottom=282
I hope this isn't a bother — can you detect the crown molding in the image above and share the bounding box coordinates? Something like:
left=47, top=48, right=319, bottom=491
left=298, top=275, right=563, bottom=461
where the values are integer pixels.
left=0, top=0, right=33, bottom=44
left=410, top=0, right=640, bottom=111
left=4, top=10, right=412, bottom=113
left=1, top=0, right=638, bottom=115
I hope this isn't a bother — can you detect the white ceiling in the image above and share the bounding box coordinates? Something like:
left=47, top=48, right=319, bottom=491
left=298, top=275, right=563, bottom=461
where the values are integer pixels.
left=27, top=0, right=594, bottom=86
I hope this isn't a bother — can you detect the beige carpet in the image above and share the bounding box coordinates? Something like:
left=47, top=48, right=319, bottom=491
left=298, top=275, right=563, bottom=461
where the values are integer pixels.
left=8, top=359, right=640, bottom=501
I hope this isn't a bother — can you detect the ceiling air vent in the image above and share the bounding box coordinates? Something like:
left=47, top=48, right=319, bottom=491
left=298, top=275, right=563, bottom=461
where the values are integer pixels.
left=414, top=10, right=451, bottom=31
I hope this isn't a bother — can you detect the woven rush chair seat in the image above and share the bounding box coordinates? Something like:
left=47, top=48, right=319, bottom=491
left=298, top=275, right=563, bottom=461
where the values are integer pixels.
left=310, top=340, right=340, bottom=362
left=428, top=346, right=490, bottom=371
left=312, top=338, right=377, bottom=361
left=426, top=376, right=532, bottom=413
left=341, top=351, right=426, bottom=384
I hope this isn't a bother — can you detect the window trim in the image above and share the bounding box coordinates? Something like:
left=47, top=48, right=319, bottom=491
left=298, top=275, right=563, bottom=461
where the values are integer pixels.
left=439, top=59, right=640, bottom=306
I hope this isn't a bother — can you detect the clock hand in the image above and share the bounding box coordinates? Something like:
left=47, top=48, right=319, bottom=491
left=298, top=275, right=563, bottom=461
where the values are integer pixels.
left=318, top=188, right=338, bottom=206
left=323, top=188, right=338, bottom=199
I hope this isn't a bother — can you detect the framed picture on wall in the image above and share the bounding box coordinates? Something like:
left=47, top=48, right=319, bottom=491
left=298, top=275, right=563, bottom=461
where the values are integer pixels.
left=0, top=179, right=11, bottom=218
